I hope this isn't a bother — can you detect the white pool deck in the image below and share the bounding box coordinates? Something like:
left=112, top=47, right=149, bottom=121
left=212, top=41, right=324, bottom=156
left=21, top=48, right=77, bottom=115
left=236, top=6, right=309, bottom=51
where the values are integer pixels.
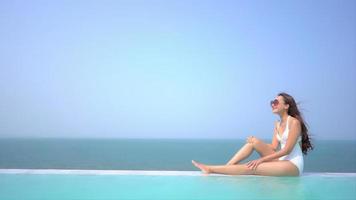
left=0, top=169, right=355, bottom=177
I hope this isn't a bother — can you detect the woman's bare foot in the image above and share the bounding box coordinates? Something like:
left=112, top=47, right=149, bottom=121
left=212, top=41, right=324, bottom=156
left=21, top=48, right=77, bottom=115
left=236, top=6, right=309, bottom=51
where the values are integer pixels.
left=192, top=160, right=211, bottom=174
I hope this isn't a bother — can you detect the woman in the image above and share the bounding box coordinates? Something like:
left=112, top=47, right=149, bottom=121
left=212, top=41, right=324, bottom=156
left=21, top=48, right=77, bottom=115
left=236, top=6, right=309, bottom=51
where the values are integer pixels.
left=192, top=92, right=314, bottom=176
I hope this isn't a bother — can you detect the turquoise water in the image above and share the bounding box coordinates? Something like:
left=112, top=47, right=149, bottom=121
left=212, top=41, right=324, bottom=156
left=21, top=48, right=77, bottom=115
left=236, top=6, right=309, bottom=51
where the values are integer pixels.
left=0, top=138, right=355, bottom=172
left=0, top=173, right=355, bottom=200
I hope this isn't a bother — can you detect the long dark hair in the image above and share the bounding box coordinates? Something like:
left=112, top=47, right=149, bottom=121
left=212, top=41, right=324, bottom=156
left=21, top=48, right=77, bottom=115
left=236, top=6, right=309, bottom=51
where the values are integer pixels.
left=278, top=92, right=314, bottom=155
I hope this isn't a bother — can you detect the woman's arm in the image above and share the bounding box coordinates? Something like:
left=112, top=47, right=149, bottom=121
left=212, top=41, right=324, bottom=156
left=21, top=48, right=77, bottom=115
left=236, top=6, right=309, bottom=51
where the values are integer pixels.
left=269, top=121, right=280, bottom=151
left=262, top=119, right=302, bottom=162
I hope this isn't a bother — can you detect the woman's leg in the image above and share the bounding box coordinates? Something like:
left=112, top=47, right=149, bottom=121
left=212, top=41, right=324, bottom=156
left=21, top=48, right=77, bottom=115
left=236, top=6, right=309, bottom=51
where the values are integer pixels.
left=192, top=160, right=299, bottom=176
left=253, top=161, right=299, bottom=176
left=193, top=160, right=254, bottom=175
left=226, top=137, right=276, bottom=165
left=226, top=143, right=254, bottom=165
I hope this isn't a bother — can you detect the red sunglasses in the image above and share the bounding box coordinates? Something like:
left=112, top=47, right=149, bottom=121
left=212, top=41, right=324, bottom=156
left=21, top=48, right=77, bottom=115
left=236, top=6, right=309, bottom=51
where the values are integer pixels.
left=270, top=99, right=279, bottom=107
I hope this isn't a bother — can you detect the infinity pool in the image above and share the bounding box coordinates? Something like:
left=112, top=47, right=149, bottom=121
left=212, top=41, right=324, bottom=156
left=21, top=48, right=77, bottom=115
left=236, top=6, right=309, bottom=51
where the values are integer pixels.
left=0, top=169, right=355, bottom=200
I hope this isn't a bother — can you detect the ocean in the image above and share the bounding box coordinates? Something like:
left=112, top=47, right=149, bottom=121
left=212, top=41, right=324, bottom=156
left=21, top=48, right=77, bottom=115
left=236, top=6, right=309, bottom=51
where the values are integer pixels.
left=0, top=138, right=355, bottom=172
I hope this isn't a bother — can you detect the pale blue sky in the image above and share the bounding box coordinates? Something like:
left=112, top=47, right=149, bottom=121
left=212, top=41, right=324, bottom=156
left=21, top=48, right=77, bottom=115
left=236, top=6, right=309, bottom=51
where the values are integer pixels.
left=0, top=0, right=355, bottom=140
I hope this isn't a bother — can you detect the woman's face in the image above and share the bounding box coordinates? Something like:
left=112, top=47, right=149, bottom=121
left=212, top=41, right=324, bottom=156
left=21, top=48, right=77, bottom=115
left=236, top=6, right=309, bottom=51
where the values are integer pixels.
left=271, top=96, right=289, bottom=114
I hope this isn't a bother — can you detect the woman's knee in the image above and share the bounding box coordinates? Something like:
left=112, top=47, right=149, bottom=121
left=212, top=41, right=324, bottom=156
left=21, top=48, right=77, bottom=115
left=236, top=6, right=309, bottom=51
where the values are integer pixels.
left=246, top=136, right=260, bottom=146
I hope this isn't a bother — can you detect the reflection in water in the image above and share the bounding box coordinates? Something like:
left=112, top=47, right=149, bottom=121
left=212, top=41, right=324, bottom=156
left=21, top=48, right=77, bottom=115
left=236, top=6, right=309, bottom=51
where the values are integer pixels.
left=197, top=175, right=307, bottom=200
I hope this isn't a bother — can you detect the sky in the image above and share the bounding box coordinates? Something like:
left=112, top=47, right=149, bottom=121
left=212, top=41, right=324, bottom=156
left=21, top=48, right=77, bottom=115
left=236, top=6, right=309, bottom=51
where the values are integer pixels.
left=0, top=0, right=355, bottom=140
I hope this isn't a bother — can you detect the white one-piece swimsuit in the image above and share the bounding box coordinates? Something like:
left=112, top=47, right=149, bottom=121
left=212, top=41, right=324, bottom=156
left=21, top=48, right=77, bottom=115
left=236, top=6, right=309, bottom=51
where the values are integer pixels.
left=277, top=115, right=304, bottom=176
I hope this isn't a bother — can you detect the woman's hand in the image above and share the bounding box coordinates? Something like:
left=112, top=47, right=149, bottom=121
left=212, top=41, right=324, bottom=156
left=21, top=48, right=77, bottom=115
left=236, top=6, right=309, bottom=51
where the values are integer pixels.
left=246, top=136, right=255, bottom=144
left=246, top=158, right=264, bottom=170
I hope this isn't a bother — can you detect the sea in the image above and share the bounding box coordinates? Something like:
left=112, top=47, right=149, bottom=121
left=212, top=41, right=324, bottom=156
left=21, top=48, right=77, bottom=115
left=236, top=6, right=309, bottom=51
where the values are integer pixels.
left=0, top=138, right=355, bottom=172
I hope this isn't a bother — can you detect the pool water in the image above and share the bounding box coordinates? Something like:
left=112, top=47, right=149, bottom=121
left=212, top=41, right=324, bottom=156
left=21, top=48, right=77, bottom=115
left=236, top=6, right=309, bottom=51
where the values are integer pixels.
left=0, top=170, right=355, bottom=200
